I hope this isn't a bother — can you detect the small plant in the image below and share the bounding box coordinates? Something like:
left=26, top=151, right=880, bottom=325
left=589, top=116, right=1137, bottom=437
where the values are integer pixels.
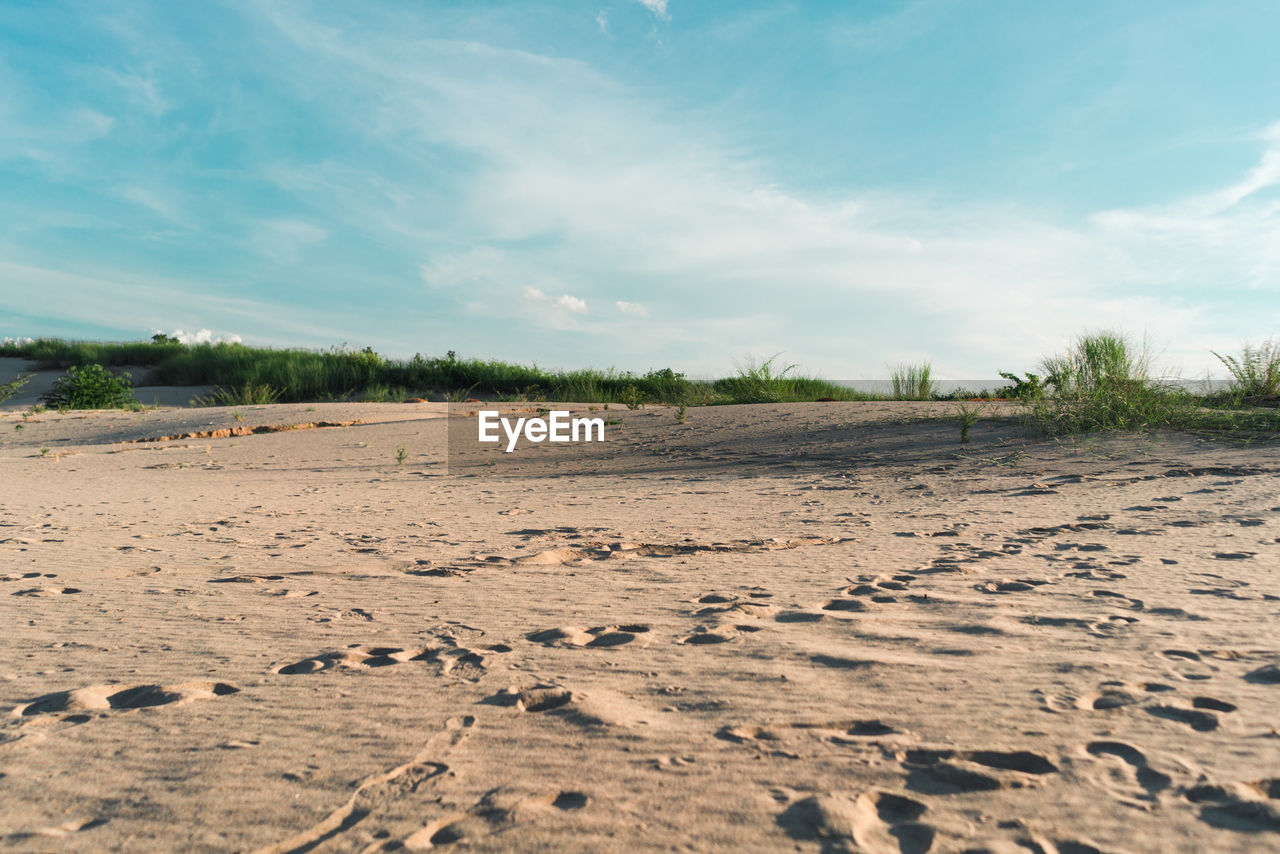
left=675, top=404, right=688, bottom=424
left=395, top=444, right=408, bottom=465
left=1, top=374, right=31, bottom=403
left=443, top=384, right=479, bottom=403
left=232, top=411, right=245, bottom=422
left=957, top=403, right=979, bottom=443
left=619, top=384, right=647, bottom=410
left=40, top=446, right=49, bottom=455
left=1212, top=340, right=1280, bottom=402
left=13, top=424, right=22, bottom=431
left=41, top=364, right=138, bottom=410
left=890, top=362, right=936, bottom=400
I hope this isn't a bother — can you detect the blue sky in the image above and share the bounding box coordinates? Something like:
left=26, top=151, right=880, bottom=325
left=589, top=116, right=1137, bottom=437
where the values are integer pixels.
left=2, top=1, right=1278, bottom=378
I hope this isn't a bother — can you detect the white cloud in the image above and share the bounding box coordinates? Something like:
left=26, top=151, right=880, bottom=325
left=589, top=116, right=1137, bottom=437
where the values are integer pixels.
left=632, top=0, right=670, bottom=20
left=162, top=328, right=243, bottom=345
left=596, top=10, right=609, bottom=35
left=557, top=294, right=588, bottom=313
left=224, top=7, right=1280, bottom=376
left=616, top=301, right=647, bottom=316
left=524, top=286, right=587, bottom=315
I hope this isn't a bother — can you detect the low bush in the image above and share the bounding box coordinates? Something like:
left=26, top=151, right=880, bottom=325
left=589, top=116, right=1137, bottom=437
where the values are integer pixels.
left=41, top=364, right=138, bottom=410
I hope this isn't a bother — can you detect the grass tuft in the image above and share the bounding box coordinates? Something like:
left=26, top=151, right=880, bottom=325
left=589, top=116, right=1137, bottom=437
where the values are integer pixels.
left=195, top=383, right=283, bottom=407
left=890, top=362, right=936, bottom=400
left=1212, top=340, right=1280, bottom=402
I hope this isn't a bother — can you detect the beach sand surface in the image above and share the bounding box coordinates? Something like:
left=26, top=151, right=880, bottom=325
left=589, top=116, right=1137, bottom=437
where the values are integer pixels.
left=2, top=396, right=1279, bottom=852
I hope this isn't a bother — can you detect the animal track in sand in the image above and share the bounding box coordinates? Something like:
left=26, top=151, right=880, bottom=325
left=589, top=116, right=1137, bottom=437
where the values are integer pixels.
left=526, top=624, right=652, bottom=649
left=11, top=681, right=239, bottom=725
left=275, top=639, right=500, bottom=681
left=778, top=791, right=933, bottom=854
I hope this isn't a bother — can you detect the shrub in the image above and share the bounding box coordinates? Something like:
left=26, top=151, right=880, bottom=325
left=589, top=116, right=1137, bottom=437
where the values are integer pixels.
left=41, top=364, right=137, bottom=410
left=619, top=384, right=647, bottom=410
left=995, top=371, right=1044, bottom=401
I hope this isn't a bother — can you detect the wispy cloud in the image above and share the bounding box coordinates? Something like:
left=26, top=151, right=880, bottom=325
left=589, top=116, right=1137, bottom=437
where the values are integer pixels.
left=631, top=0, right=670, bottom=21
left=3, top=3, right=1277, bottom=378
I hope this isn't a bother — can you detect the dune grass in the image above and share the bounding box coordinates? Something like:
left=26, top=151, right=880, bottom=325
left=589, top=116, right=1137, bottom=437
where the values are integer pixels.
left=1212, top=340, right=1280, bottom=403
left=889, top=362, right=936, bottom=400
left=6, top=334, right=1277, bottom=441
left=0, top=338, right=870, bottom=406
left=1021, top=332, right=1280, bottom=440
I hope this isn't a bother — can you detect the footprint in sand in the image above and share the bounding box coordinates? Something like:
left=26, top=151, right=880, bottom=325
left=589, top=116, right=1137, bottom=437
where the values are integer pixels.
left=10, top=681, right=239, bottom=726
left=1244, top=663, right=1280, bottom=684
left=402, top=786, right=589, bottom=851
left=777, top=790, right=934, bottom=854
left=679, top=623, right=763, bottom=644
left=482, top=685, right=654, bottom=729
left=1083, top=741, right=1172, bottom=803
left=975, top=579, right=1050, bottom=595
left=1090, top=590, right=1144, bottom=610
left=276, top=640, right=499, bottom=681
left=901, top=747, right=1059, bottom=795
left=526, top=624, right=652, bottom=649
left=1187, top=779, right=1280, bottom=834
left=9, top=586, right=81, bottom=596
left=1146, top=698, right=1235, bottom=732
left=718, top=718, right=913, bottom=748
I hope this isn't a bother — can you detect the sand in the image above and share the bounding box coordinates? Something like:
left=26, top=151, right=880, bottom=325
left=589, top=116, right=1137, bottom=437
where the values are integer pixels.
left=1, top=382, right=1279, bottom=852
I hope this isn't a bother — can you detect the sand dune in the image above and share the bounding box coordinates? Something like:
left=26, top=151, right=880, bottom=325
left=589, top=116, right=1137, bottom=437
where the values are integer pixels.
left=2, top=396, right=1278, bottom=852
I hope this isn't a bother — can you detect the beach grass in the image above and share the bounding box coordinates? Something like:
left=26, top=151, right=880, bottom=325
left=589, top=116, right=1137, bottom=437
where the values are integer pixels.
left=1, top=338, right=870, bottom=406
left=1021, top=332, right=1280, bottom=440
left=889, top=362, right=936, bottom=400
left=1212, top=339, right=1280, bottom=403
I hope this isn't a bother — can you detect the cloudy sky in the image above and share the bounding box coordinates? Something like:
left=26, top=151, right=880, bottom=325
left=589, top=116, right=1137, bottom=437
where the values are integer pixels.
left=2, top=1, right=1278, bottom=378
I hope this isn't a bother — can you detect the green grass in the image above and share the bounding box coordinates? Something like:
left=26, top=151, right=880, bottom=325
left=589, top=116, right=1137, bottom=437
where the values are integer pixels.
left=6, top=334, right=1278, bottom=445
left=195, top=383, right=283, bottom=406
left=0, top=338, right=874, bottom=406
left=1212, top=340, right=1280, bottom=403
left=889, top=362, right=936, bottom=400
left=1021, top=332, right=1280, bottom=440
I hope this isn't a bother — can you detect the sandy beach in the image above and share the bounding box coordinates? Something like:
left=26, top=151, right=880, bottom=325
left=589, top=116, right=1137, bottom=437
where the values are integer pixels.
left=1, top=385, right=1278, bottom=853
